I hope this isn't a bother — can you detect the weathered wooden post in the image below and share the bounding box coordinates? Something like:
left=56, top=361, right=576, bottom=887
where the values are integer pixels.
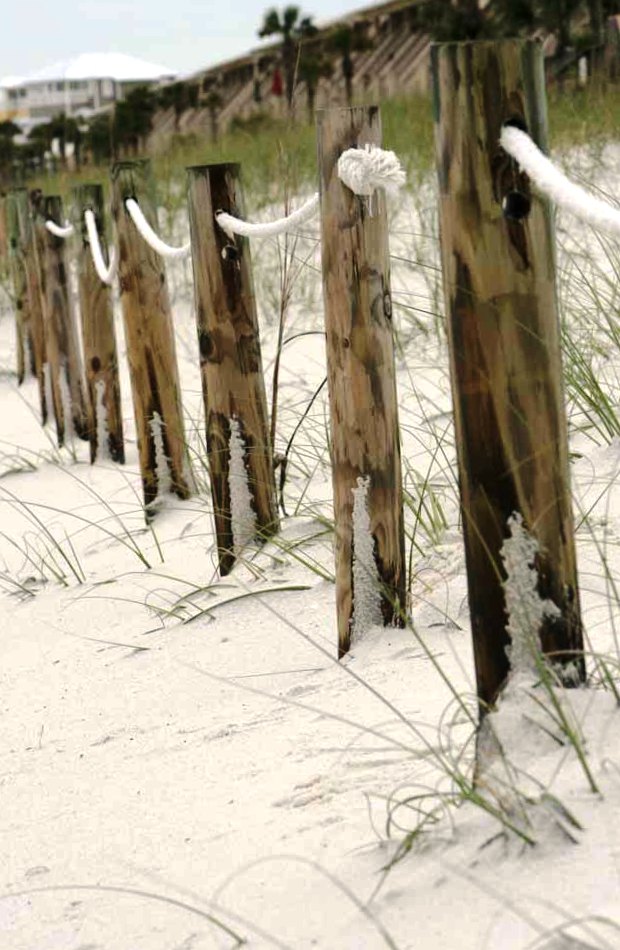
left=0, top=193, right=8, bottom=278
left=316, top=106, right=406, bottom=657
left=73, top=183, right=125, bottom=463
left=15, top=189, right=47, bottom=421
left=604, top=14, right=620, bottom=80
left=5, top=189, right=45, bottom=408
left=431, top=39, right=583, bottom=709
left=36, top=194, right=89, bottom=446
left=6, top=190, right=30, bottom=385
left=186, top=163, right=278, bottom=574
left=110, top=159, right=191, bottom=512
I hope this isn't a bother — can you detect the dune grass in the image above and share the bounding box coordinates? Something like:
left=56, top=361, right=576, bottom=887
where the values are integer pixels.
left=2, top=81, right=620, bottom=943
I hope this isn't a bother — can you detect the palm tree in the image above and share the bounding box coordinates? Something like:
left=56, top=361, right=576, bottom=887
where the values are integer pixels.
left=329, top=24, right=373, bottom=107
left=258, top=6, right=318, bottom=108
left=417, top=0, right=489, bottom=41
left=298, top=50, right=333, bottom=119
left=203, top=89, right=223, bottom=143
left=159, top=81, right=189, bottom=132
left=114, top=85, right=157, bottom=155
left=86, top=113, right=113, bottom=164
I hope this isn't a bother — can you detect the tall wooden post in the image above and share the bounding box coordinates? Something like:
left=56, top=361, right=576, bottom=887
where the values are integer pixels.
left=36, top=194, right=89, bottom=446
left=186, top=163, right=278, bottom=575
left=432, top=39, right=583, bottom=709
left=604, top=14, right=620, bottom=80
left=73, top=183, right=125, bottom=463
left=16, top=189, right=47, bottom=422
left=110, top=160, right=191, bottom=511
left=0, top=193, right=8, bottom=279
left=316, top=106, right=406, bottom=657
left=5, top=190, right=31, bottom=386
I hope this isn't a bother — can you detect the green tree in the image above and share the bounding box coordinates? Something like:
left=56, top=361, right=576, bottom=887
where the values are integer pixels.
left=0, top=120, right=20, bottom=140
left=63, top=115, right=84, bottom=168
left=498, top=0, right=580, bottom=54
left=47, top=114, right=69, bottom=166
left=0, top=120, right=21, bottom=183
left=86, top=112, right=113, bottom=164
left=329, top=24, right=373, bottom=106
left=28, top=121, right=55, bottom=173
left=114, top=85, right=157, bottom=154
left=28, top=113, right=84, bottom=169
left=203, top=88, right=223, bottom=142
left=419, top=0, right=603, bottom=56
left=258, top=5, right=318, bottom=107
left=418, top=0, right=489, bottom=41
left=298, top=49, right=332, bottom=119
left=158, top=81, right=194, bottom=131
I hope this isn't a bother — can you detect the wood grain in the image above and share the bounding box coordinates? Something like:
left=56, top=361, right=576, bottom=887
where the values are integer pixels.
left=111, top=160, right=191, bottom=511
left=20, top=190, right=48, bottom=423
left=73, top=183, right=125, bottom=463
left=187, top=163, right=278, bottom=574
left=6, top=189, right=31, bottom=387
left=36, top=194, right=89, bottom=447
left=316, top=106, right=406, bottom=657
left=432, top=39, right=583, bottom=707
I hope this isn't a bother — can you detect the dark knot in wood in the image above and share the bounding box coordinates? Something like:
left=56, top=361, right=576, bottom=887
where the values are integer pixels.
left=221, top=244, right=239, bottom=262
left=502, top=190, right=531, bottom=221
left=383, top=292, right=392, bottom=319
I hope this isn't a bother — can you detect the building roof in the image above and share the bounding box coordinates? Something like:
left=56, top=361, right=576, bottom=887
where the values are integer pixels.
left=0, top=75, right=24, bottom=89
left=3, top=52, right=176, bottom=87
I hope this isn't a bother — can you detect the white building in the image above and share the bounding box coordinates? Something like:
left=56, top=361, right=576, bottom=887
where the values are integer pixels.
left=0, top=52, right=176, bottom=131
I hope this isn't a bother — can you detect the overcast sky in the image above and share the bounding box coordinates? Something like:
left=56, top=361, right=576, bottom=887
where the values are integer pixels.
left=2, top=0, right=368, bottom=79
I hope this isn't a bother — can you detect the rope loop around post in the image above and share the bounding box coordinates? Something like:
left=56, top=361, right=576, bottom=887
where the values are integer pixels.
left=500, top=125, right=620, bottom=240
left=125, top=198, right=191, bottom=258
left=84, top=209, right=117, bottom=286
left=214, top=144, right=407, bottom=240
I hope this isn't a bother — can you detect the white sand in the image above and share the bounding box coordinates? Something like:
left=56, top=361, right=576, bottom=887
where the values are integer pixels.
left=1, top=146, right=620, bottom=948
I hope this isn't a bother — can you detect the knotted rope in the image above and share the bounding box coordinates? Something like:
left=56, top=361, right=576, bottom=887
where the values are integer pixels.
left=501, top=125, right=620, bottom=240
left=44, top=146, right=407, bottom=259
left=337, top=144, right=406, bottom=197
left=215, top=144, right=406, bottom=239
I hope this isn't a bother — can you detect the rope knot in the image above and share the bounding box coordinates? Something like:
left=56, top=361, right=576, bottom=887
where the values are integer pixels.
left=337, top=145, right=406, bottom=198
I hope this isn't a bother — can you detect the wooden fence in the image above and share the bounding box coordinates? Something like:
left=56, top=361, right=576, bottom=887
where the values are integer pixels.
left=0, top=39, right=585, bottom=711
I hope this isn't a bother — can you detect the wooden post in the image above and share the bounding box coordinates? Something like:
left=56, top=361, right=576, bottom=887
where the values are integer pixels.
left=110, top=159, right=191, bottom=511
left=431, top=39, right=583, bottom=709
left=5, top=189, right=31, bottom=386
left=36, top=194, right=90, bottom=446
left=316, top=106, right=406, bottom=657
left=73, top=183, right=125, bottom=463
left=186, top=163, right=278, bottom=575
left=604, top=15, right=620, bottom=81
left=16, top=189, right=47, bottom=422
left=5, top=189, right=46, bottom=410
left=0, top=193, right=8, bottom=279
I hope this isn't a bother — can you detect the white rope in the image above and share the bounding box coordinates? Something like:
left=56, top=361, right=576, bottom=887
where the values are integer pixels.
left=84, top=209, right=117, bottom=286
left=337, top=144, right=406, bottom=197
left=500, top=125, right=620, bottom=240
left=125, top=198, right=191, bottom=258
left=45, top=220, right=74, bottom=238
left=216, top=194, right=320, bottom=240
left=215, top=144, right=406, bottom=239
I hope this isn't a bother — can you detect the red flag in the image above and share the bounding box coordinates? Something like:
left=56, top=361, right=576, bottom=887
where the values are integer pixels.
left=271, top=67, right=283, bottom=97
